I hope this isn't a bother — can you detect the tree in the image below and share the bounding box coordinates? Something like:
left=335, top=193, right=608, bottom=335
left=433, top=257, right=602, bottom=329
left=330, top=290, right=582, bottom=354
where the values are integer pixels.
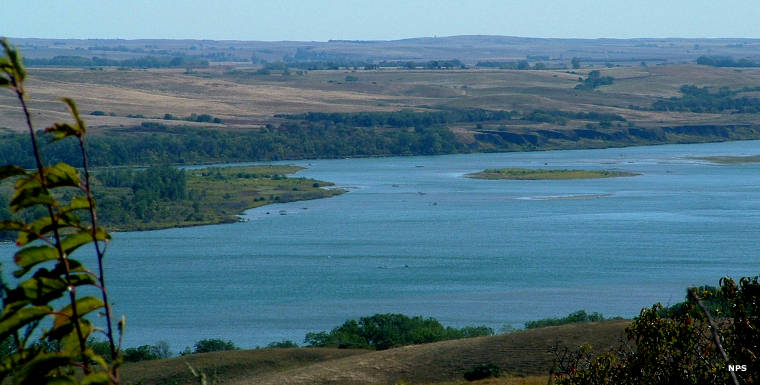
left=571, top=57, right=581, bottom=69
left=555, top=277, right=760, bottom=385
left=193, top=338, right=238, bottom=353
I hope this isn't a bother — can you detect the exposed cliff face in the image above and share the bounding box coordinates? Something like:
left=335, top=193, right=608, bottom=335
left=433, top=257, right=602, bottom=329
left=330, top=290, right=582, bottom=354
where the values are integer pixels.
left=471, top=124, right=760, bottom=151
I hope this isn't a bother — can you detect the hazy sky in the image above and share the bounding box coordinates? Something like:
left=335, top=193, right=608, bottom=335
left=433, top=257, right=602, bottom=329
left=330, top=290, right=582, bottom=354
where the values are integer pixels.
left=5, top=0, right=760, bottom=41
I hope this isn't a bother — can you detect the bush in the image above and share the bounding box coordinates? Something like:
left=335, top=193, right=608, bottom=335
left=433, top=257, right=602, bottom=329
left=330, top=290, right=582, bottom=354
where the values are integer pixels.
left=193, top=338, right=238, bottom=353
left=555, top=277, right=760, bottom=385
left=266, top=340, right=299, bottom=348
left=123, top=345, right=161, bottom=362
left=463, top=363, right=502, bottom=381
left=304, top=314, right=493, bottom=350
left=525, top=310, right=606, bottom=329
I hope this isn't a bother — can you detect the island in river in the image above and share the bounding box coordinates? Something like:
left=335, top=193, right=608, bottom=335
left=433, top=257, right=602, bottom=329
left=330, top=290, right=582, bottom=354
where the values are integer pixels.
left=466, top=168, right=640, bottom=180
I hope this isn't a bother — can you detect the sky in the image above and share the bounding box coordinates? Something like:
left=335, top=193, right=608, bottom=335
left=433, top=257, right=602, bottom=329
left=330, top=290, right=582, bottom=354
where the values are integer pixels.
left=4, top=0, right=760, bottom=41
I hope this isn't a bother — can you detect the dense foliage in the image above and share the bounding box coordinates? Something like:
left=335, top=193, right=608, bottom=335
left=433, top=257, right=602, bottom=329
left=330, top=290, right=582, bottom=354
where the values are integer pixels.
left=24, top=55, right=209, bottom=68
left=303, top=313, right=493, bottom=350
left=555, top=277, right=760, bottom=385
left=524, top=109, right=625, bottom=125
left=0, top=122, right=467, bottom=168
left=697, top=56, right=760, bottom=68
left=193, top=339, right=238, bottom=354
left=574, top=70, right=614, bottom=90
left=463, top=363, right=502, bottom=381
left=652, top=85, right=760, bottom=113
left=279, top=108, right=512, bottom=128
left=524, top=310, right=609, bottom=329
left=95, top=165, right=187, bottom=223
left=475, top=60, right=538, bottom=70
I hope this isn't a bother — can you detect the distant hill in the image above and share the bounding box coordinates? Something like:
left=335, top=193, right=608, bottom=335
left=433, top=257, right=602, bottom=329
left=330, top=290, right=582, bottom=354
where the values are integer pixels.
left=10, top=35, right=760, bottom=66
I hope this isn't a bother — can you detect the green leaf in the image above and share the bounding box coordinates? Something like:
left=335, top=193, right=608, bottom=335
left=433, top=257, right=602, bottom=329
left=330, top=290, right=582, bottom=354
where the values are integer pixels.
left=60, top=98, right=87, bottom=135
left=14, top=173, right=42, bottom=191
left=61, top=297, right=105, bottom=322
left=60, top=319, right=92, bottom=355
left=10, top=187, right=55, bottom=213
left=67, top=195, right=91, bottom=210
left=0, top=165, right=26, bottom=180
left=61, top=229, right=109, bottom=256
left=57, top=210, right=83, bottom=228
left=83, top=348, right=110, bottom=371
left=0, top=305, right=51, bottom=342
left=15, top=275, right=67, bottom=304
left=48, top=301, right=98, bottom=343
left=44, top=163, right=81, bottom=189
left=16, top=216, right=53, bottom=246
left=66, top=272, right=97, bottom=286
left=12, top=352, right=77, bottom=385
left=15, top=216, right=54, bottom=246
left=50, top=297, right=104, bottom=338
left=13, top=245, right=59, bottom=278
left=81, top=372, right=111, bottom=385
left=45, top=122, right=82, bottom=142
left=0, top=220, right=26, bottom=233
left=1, top=38, right=25, bottom=83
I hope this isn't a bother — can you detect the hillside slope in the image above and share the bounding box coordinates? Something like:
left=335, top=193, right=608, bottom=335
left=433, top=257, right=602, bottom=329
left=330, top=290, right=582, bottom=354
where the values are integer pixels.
left=122, top=320, right=629, bottom=385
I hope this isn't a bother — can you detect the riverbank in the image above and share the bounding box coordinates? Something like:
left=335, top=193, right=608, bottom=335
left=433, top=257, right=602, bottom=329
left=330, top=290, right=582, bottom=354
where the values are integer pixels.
left=95, top=165, right=345, bottom=232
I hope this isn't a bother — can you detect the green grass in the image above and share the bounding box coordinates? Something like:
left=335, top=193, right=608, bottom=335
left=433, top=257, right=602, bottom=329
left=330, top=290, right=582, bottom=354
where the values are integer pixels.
left=690, top=155, right=760, bottom=164
left=466, top=168, right=640, bottom=180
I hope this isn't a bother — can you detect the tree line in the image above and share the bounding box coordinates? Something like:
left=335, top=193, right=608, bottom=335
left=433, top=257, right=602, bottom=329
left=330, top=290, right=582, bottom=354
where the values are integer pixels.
left=697, top=55, right=760, bottom=68
left=0, top=107, right=652, bottom=171
left=0, top=122, right=466, bottom=169
left=279, top=108, right=512, bottom=128
left=652, top=85, right=760, bottom=113
left=24, top=55, right=209, bottom=68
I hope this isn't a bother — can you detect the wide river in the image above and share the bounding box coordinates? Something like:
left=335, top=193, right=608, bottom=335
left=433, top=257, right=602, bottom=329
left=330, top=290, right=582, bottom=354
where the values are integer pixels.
left=3, top=140, right=760, bottom=350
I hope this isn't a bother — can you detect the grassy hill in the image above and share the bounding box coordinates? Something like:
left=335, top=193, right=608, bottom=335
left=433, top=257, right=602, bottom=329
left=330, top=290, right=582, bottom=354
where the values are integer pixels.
left=121, top=320, right=629, bottom=385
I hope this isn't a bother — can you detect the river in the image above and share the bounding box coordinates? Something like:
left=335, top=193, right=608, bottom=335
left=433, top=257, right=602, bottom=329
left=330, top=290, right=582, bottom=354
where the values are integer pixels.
left=2, top=140, right=760, bottom=350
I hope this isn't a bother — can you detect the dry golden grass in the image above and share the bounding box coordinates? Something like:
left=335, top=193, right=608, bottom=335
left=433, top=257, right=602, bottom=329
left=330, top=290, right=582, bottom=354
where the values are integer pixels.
left=121, top=321, right=629, bottom=385
left=3, top=65, right=759, bottom=135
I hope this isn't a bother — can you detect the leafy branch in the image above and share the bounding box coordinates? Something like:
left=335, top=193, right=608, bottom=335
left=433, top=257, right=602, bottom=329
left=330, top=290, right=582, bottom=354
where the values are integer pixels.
left=0, top=38, right=121, bottom=385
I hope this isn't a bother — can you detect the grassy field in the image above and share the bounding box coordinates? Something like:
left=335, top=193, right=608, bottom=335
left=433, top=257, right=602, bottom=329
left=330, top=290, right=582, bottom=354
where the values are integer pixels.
left=2, top=64, right=760, bottom=135
left=466, top=168, right=639, bottom=180
left=121, top=320, right=629, bottom=385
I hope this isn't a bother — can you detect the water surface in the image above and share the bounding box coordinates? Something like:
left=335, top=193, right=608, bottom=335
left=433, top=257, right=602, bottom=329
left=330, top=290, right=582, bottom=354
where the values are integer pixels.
left=3, top=140, right=760, bottom=350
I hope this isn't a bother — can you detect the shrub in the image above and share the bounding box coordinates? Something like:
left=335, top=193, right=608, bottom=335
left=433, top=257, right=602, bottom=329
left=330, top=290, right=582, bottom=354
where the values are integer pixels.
left=525, top=310, right=606, bottom=329
left=194, top=338, right=238, bottom=353
left=123, top=345, right=161, bottom=362
left=266, top=340, right=299, bottom=348
left=555, top=277, right=760, bottom=385
left=304, top=314, right=493, bottom=350
left=463, top=363, right=502, bottom=381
